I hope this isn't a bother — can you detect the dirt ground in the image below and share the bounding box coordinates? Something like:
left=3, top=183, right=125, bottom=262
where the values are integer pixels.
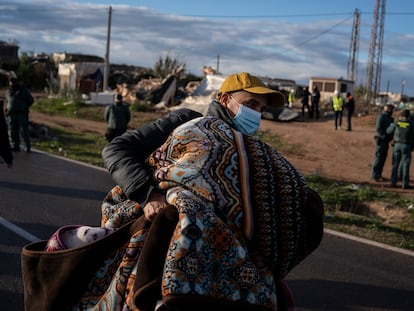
left=29, top=109, right=414, bottom=198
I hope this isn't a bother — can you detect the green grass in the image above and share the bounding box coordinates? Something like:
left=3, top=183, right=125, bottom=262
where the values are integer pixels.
left=305, top=175, right=414, bottom=250
left=256, top=129, right=304, bottom=156
left=30, top=97, right=414, bottom=251
left=33, top=127, right=107, bottom=167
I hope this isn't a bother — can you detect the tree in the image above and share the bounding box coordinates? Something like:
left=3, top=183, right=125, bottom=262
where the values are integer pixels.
left=153, top=53, right=185, bottom=79
left=15, top=51, right=48, bottom=90
left=15, top=52, right=37, bottom=88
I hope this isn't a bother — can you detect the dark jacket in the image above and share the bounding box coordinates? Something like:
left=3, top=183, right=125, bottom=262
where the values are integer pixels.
left=6, top=85, right=34, bottom=114
left=388, top=117, right=414, bottom=146
left=104, top=102, right=131, bottom=130
left=346, top=95, right=355, bottom=113
left=301, top=89, right=310, bottom=104
left=376, top=110, right=394, bottom=143
left=311, top=89, right=320, bottom=104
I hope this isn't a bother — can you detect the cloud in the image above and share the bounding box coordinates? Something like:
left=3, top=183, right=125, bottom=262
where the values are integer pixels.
left=1, top=0, right=413, bottom=94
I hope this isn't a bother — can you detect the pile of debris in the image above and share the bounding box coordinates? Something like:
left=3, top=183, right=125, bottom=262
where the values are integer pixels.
left=115, top=68, right=299, bottom=122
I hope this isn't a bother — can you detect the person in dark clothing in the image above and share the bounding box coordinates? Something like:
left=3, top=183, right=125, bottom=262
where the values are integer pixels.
left=300, top=87, right=311, bottom=119
left=6, top=77, right=34, bottom=152
left=388, top=109, right=414, bottom=189
left=99, top=72, right=324, bottom=311
left=0, top=99, right=13, bottom=167
left=371, top=104, right=395, bottom=181
left=104, top=94, right=131, bottom=142
left=102, top=72, right=287, bottom=211
left=345, top=92, right=355, bottom=131
left=311, top=85, right=321, bottom=119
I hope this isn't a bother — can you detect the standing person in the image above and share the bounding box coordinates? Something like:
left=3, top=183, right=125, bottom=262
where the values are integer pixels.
left=311, top=85, right=321, bottom=119
left=5, top=77, right=34, bottom=152
left=0, top=99, right=13, bottom=167
left=288, top=88, right=295, bottom=108
left=371, top=104, right=395, bottom=181
left=332, top=90, right=344, bottom=130
left=97, top=72, right=323, bottom=310
left=388, top=109, right=414, bottom=189
left=104, top=94, right=131, bottom=142
left=300, top=86, right=311, bottom=119
left=345, top=92, right=355, bottom=131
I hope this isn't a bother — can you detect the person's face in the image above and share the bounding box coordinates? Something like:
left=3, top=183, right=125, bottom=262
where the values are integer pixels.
left=219, top=91, right=268, bottom=117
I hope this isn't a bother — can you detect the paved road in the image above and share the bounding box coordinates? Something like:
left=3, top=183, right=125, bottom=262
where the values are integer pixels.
left=1, top=150, right=413, bottom=311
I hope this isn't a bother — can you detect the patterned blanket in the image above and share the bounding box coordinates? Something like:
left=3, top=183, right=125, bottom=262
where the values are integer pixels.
left=21, top=116, right=323, bottom=311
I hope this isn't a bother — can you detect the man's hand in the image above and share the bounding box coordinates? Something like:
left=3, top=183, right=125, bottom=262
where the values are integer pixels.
left=143, top=190, right=168, bottom=221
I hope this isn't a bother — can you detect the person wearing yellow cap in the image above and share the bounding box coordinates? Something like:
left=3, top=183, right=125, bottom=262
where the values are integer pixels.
left=28, top=72, right=322, bottom=311
left=100, top=72, right=322, bottom=309
left=102, top=72, right=286, bottom=219
left=211, top=72, right=284, bottom=135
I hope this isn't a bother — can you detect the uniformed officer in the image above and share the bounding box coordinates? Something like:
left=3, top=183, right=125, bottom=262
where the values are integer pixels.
left=388, top=109, right=414, bottom=189
left=371, top=104, right=395, bottom=181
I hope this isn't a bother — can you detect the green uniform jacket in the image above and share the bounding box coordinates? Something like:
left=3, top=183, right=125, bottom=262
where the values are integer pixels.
left=104, top=102, right=131, bottom=130
left=391, top=118, right=414, bottom=146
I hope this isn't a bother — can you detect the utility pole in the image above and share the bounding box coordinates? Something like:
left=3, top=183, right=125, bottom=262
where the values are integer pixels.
left=103, top=6, right=112, bottom=92
left=401, top=80, right=405, bottom=102
left=347, top=9, right=360, bottom=83
left=216, top=53, right=220, bottom=74
left=365, top=0, right=386, bottom=107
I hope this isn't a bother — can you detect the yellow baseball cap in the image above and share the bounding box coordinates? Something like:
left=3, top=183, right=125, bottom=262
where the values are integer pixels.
left=218, top=72, right=285, bottom=107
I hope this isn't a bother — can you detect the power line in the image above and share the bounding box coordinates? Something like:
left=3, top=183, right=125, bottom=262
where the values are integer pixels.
left=3, top=7, right=414, bottom=17
left=280, top=14, right=353, bottom=54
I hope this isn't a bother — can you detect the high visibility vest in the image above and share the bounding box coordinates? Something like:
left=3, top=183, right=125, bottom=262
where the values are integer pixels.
left=288, top=93, right=295, bottom=103
left=333, top=96, right=344, bottom=111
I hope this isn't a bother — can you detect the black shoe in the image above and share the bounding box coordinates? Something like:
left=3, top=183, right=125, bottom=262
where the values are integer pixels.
left=375, top=176, right=388, bottom=182
left=12, top=147, right=20, bottom=152
left=25, top=148, right=31, bottom=153
left=402, top=185, right=413, bottom=189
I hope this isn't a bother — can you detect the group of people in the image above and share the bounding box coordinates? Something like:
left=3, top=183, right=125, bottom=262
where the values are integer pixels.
left=22, top=72, right=325, bottom=311
left=1, top=76, right=131, bottom=169
left=299, top=85, right=321, bottom=120
left=371, top=104, right=414, bottom=189
left=296, top=86, right=355, bottom=131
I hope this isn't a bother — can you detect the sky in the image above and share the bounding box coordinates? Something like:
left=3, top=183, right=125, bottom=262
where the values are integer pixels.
left=1, top=0, right=414, bottom=95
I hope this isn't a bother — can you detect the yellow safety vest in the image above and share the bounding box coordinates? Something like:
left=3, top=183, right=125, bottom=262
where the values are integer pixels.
left=288, top=93, right=295, bottom=103
left=333, top=96, right=344, bottom=111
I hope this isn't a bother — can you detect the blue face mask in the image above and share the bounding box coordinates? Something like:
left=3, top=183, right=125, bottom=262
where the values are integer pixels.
left=232, top=104, right=262, bottom=135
